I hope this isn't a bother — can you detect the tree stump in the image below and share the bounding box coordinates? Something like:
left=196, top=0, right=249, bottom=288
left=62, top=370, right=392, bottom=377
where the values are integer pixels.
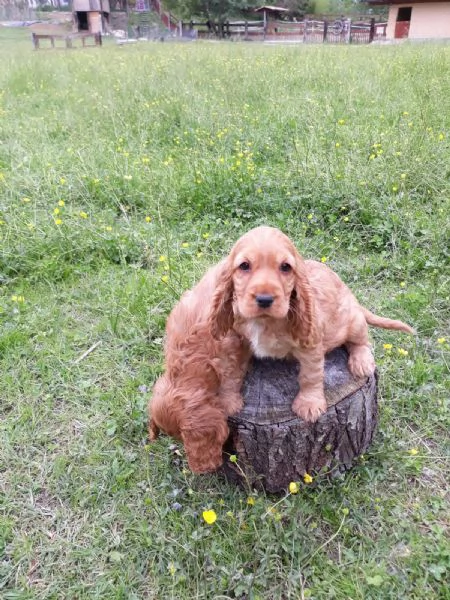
left=220, top=346, right=378, bottom=493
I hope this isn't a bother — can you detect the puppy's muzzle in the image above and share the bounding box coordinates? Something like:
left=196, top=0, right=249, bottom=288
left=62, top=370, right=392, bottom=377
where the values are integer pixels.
left=255, top=294, right=274, bottom=309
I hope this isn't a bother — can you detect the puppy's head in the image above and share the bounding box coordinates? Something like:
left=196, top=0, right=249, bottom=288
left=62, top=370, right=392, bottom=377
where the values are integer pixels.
left=209, top=226, right=317, bottom=346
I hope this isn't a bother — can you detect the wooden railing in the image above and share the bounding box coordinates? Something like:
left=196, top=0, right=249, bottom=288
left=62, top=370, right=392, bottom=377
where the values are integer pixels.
left=179, top=17, right=386, bottom=43
left=181, top=19, right=265, bottom=40
left=32, top=32, right=102, bottom=50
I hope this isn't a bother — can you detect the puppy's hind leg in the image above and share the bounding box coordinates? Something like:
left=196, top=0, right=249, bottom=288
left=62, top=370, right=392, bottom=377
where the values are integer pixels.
left=149, top=419, right=160, bottom=441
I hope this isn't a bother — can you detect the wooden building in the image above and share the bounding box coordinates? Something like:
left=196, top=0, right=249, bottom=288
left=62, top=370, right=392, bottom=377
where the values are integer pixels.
left=254, top=5, right=289, bottom=33
left=72, top=0, right=111, bottom=34
left=367, top=0, right=450, bottom=39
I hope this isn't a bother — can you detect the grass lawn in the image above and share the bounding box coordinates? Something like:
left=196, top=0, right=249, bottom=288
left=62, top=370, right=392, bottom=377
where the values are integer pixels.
left=0, top=27, right=449, bottom=599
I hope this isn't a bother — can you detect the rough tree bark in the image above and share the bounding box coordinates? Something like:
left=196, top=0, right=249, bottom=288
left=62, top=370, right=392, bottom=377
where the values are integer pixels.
left=220, top=346, right=378, bottom=493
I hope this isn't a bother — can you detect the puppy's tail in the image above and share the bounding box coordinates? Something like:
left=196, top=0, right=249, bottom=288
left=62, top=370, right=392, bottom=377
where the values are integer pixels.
left=362, top=308, right=415, bottom=334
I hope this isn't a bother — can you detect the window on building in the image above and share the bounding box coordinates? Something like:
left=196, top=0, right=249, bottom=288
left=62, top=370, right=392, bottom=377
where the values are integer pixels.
left=397, top=7, right=412, bottom=21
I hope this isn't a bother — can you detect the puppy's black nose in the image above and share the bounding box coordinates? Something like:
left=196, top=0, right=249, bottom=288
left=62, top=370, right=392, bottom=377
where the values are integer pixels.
left=256, top=294, right=274, bottom=309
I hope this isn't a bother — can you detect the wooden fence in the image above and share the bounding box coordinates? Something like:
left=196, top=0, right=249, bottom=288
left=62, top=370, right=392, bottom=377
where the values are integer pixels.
left=181, top=19, right=265, bottom=40
left=180, top=18, right=386, bottom=44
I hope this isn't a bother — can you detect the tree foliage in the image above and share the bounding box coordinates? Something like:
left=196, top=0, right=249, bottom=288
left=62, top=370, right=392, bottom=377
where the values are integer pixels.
left=163, top=0, right=260, bottom=21
left=162, top=0, right=379, bottom=19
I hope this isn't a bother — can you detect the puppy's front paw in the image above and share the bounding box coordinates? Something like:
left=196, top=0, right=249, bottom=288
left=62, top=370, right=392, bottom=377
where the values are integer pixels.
left=292, top=392, right=327, bottom=423
left=348, top=346, right=375, bottom=378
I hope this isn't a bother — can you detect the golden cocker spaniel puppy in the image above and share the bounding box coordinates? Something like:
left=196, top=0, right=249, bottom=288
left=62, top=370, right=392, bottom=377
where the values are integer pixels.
left=149, top=226, right=414, bottom=473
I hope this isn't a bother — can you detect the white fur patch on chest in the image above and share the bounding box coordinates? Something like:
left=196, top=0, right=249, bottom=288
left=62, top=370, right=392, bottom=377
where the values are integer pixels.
left=245, top=321, right=295, bottom=359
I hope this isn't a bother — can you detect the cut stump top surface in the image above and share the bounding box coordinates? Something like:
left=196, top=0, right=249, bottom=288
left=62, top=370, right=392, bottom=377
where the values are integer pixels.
left=235, top=347, right=368, bottom=426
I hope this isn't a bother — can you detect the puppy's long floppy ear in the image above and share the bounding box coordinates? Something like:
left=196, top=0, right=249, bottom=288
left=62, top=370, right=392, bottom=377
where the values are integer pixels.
left=180, top=395, right=230, bottom=473
left=208, top=259, right=235, bottom=339
left=288, top=257, right=319, bottom=348
left=181, top=418, right=229, bottom=473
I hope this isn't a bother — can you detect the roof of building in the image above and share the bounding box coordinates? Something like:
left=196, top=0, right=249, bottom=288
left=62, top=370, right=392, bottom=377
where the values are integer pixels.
left=254, top=6, right=290, bottom=13
left=367, top=0, right=449, bottom=4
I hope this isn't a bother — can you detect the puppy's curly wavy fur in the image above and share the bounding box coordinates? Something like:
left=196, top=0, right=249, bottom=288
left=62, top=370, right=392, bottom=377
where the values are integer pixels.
left=149, top=226, right=414, bottom=473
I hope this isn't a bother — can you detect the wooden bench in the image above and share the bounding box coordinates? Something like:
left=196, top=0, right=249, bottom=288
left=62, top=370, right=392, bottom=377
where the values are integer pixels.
left=32, top=32, right=102, bottom=50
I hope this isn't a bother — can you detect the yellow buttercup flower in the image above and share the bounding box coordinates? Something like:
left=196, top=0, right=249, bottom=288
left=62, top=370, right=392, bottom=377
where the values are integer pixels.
left=383, top=343, right=393, bottom=350
left=202, top=510, right=217, bottom=525
left=408, top=448, right=419, bottom=455
left=303, top=473, right=313, bottom=484
left=289, top=481, right=299, bottom=494
left=247, top=497, right=255, bottom=506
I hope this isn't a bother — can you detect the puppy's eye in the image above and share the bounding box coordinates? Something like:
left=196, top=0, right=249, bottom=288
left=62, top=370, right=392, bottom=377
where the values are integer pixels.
left=280, top=262, right=292, bottom=273
left=238, top=261, right=251, bottom=272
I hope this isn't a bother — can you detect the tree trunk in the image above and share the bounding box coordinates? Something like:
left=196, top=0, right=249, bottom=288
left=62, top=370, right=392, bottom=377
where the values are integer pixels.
left=220, top=346, right=378, bottom=493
